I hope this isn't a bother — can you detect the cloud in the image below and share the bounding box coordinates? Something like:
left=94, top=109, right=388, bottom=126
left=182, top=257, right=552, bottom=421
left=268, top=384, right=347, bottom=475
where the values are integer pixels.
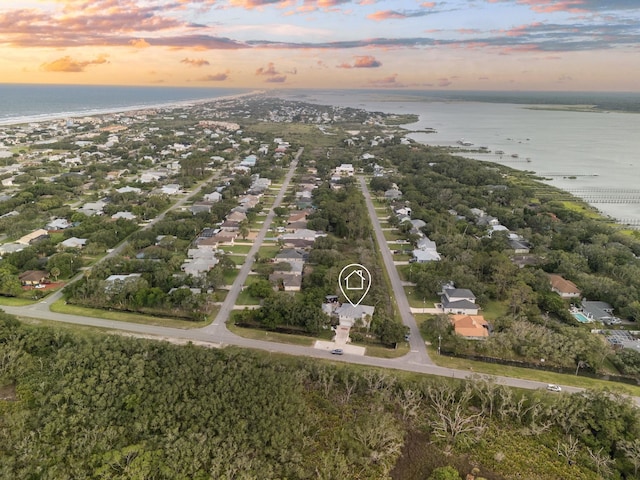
left=41, top=55, right=109, bottom=73
left=367, top=7, right=442, bottom=21
left=199, top=72, right=230, bottom=81
left=489, top=0, right=639, bottom=14
left=338, top=55, right=382, bottom=68
left=265, top=75, right=287, bottom=82
left=255, top=62, right=280, bottom=76
left=368, top=73, right=400, bottom=87
left=129, top=38, right=150, bottom=48
left=437, top=77, right=452, bottom=87
left=181, top=58, right=211, bottom=67
left=255, top=62, right=287, bottom=83
left=229, top=0, right=287, bottom=9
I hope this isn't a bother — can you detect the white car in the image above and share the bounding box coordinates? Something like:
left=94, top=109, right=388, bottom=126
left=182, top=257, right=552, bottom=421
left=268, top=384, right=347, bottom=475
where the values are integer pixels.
left=547, top=384, right=562, bottom=392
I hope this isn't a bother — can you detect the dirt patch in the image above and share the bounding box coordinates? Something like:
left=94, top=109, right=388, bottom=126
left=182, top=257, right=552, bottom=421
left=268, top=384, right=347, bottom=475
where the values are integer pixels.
left=0, top=384, right=17, bottom=402
left=391, top=430, right=505, bottom=480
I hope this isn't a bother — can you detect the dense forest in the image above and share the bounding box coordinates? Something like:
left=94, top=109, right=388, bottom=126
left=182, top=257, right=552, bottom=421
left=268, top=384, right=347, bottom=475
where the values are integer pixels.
left=1, top=313, right=640, bottom=479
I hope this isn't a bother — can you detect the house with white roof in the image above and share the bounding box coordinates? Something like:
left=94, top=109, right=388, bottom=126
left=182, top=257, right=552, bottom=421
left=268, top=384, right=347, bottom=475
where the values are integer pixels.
left=335, top=164, right=354, bottom=176
left=59, top=237, right=87, bottom=249
left=334, top=304, right=375, bottom=328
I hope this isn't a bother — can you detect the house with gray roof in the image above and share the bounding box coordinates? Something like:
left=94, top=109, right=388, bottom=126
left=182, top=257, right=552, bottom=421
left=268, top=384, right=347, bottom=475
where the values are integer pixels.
left=440, top=286, right=479, bottom=315
left=581, top=300, right=615, bottom=323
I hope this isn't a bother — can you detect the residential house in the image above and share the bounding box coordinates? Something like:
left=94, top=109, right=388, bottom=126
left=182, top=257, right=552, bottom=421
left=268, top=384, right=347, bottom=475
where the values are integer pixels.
left=412, top=236, right=441, bottom=263
left=18, top=270, right=48, bottom=286
left=181, top=257, right=219, bottom=277
left=274, top=249, right=308, bottom=265
left=384, top=189, right=402, bottom=200
left=508, top=238, right=531, bottom=254
left=269, top=272, right=302, bottom=292
left=227, top=211, right=247, bottom=223
left=116, top=186, right=142, bottom=194
left=138, top=171, right=166, bottom=183
left=0, top=243, right=24, bottom=255
left=333, top=304, right=375, bottom=328
left=190, top=202, right=213, bottom=215
left=78, top=200, right=107, bottom=216
left=440, top=286, right=480, bottom=315
left=334, top=163, right=354, bottom=176
left=59, top=237, right=87, bottom=249
left=160, top=184, right=181, bottom=195
left=105, top=273, right=142, bottom=283
left=412, top=249, right=441, bottom=263
left=279, top=229, right=320, bottom=245
left=581, top=300, right=615, bottom=323
left=111, top=211, right=136, bottom=220
left=203, top=191, right=222, bottom=203
left=17, top=229, right=49, bottom=245
left=548, top=274, right=581, bottom=298
left=450, top=314, right=490, bottom=339
left=46, top=218, right=72, bottom=231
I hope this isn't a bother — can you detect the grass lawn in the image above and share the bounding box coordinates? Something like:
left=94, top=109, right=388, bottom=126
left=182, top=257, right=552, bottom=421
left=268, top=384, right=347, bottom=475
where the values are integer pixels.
left=393, top=253, right=412, bottom=262
left=372, top=198, right=388, bottom=208
left=223, top=269, right=240, bottom=285
left=227, top=323, right=315, bottom=346
left=222, top=244, right=253, bottom=255
left=481, top=300, right=508, bottom=320
left=235, top=288, right=262, bottom=306
left=427, top=346, right=640, bottom=397
left=50, top=299, right=211, bottom=329
left=383, top=230, right=404, bottom=241
left=258, top=245, right=281, bottom=259
left=0, top=296, right=38, bottom=306
left=364, top=342, right=410, bottom=359
left=403, top=287, right=436, bottom=308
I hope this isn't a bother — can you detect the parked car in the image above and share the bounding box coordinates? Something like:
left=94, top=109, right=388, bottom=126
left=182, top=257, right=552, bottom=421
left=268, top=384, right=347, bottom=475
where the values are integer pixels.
left=330, top=349, right=344, bottom=355
left=547, top=384, right=561, bottom=392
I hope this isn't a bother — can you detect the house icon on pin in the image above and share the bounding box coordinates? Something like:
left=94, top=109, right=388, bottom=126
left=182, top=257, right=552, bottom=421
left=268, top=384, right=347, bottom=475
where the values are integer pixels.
left=344, top=269, right=366, bottom=290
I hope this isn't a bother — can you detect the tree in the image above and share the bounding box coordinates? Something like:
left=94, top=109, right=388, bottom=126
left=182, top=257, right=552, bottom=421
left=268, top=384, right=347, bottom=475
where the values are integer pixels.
left=428, top=466, right=462, bottom=480
left=620, top=439, right=640, bottom=477
left=0, top=266, right=22, bottom=297
left=374, top=316, right=408, bottom=347
left=49, top=267, right=61, bottom=282
left=247, top=279, right=273, bottom=299
left=239, top=220, right=250, bottom=240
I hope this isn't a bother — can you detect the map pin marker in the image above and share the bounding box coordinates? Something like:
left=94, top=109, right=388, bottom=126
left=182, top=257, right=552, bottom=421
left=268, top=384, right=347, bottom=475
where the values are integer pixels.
left=338, top=263, right=372, bottom=307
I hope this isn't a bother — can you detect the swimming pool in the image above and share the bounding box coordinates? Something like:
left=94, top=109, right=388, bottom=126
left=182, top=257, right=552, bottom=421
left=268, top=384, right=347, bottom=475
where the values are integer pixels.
left=572, top=312, right=591, bottom=323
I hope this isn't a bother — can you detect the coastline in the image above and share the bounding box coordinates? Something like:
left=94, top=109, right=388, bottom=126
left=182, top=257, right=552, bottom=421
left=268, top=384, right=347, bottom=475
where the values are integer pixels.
left=0, top=89, right=262, bottom=127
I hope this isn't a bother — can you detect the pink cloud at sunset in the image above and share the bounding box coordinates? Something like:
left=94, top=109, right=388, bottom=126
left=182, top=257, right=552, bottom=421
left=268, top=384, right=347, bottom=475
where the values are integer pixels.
left=41, top=55, right=109, bottom=73
left=337, top=55, right=382, bottom=68
left=0, top=0, right=638, bottom=90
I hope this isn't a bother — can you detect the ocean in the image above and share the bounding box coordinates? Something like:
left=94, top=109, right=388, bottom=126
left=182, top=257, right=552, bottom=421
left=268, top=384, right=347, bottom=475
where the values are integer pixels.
left=276, top=89, right=640, bottom=226
left=0, top=84, right=250, bottom=125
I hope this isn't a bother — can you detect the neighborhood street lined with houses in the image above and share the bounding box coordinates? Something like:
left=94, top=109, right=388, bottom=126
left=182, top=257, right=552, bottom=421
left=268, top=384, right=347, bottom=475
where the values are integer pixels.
left=1, top=94, right=640, bottom=410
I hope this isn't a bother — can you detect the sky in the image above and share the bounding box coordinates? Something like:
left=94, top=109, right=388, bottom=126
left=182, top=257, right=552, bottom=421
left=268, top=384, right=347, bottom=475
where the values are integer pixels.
left=0, top=0, right=639, bottom=91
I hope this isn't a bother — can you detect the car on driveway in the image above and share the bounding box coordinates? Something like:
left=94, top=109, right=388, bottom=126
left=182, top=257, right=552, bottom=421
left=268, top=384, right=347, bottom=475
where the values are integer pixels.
left=330, top=349, right=344, bottom=355
left=547, top=384, right=561, bottom=392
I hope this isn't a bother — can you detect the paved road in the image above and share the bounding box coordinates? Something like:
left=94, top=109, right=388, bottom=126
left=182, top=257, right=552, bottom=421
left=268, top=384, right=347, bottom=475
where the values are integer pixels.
left=3, top=160, right=640, bottom=407
left=202, top=148, right=303, bottom=335
left=359, top=176, right=432, bottom=365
